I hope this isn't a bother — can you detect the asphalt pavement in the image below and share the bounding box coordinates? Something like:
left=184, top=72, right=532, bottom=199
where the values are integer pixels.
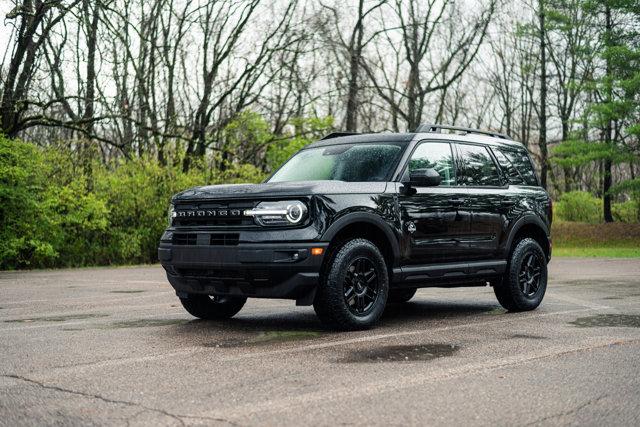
left=1, top=258, right=640, bottom=426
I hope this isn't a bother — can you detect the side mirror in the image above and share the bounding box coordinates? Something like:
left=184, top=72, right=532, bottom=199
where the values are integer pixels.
left=403, top=168, right=441, bottom=187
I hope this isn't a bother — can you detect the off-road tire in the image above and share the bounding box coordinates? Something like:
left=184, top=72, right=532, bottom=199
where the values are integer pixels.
left=179, top=294, right=247, bottom=319
left=387, top=288, right=417, bottom=303
left=494, top=238, right=547, bottom=311
left=313, top=238, right=389, bottom=331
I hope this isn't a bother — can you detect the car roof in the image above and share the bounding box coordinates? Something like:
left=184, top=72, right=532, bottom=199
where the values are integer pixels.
left=305, top=133, right=416, bottom=148
left=306, top=131, right=526, bottom=150
left=413, top=132, right=527, bottom=149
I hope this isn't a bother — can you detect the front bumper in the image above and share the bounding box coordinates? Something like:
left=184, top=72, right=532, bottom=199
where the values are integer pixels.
left=158, top=242, right=327, bottom=304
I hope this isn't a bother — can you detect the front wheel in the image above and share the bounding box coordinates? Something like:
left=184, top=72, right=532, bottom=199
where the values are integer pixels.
left=313, top=238, right=389, bottom=331
left=494, top=238, right=547, bottom=311
left=179, top=294, right=247, bottom=320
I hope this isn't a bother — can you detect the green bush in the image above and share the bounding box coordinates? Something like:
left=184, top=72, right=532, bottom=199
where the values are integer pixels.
left=612, top=200, right=640, bottom=223
left=265, top=116, right=334, bottom=171
left=0, top=136, right=266, bottom=270
left=554, top=190, right=639, bottom=224
left=554, top=191, right=603, bottom=223
left=0, top=137, right=57, bottom=268
left=610, top=178, right=640, bottom=223
left=45, top=180, right=110, bottom=266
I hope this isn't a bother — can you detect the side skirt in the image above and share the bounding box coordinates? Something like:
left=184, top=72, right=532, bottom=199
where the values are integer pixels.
left=391, top=260, right=507, bottom=288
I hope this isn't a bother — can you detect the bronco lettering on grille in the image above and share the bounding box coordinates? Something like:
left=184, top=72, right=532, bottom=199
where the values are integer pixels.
left=175, top=209, right=243, bottom=218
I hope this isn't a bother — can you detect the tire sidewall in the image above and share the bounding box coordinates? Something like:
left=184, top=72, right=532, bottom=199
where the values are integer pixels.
left=180, top=294, right=246, bottom=319
left=506, top=238, right=547, bottom=310
left=322, top=239, right=389, bottom=329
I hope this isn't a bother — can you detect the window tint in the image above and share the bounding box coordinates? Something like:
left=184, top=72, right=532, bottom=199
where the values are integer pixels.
left=495, top=148, right=538, bottom=186
left=456, top=144, right=502, bottom=186
left=408, top=142, right=455, bottom=186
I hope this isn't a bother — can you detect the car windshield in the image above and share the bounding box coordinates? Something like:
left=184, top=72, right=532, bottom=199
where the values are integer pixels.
left=268, top=143, right=404, bottom=183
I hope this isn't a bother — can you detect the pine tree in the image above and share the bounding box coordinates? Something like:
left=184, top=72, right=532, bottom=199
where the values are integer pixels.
left=554, top=0, right=640, bottom=221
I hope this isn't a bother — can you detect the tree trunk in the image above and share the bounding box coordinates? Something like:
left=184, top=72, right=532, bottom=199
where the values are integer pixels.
left=603, top=5, right=614, bottom=222
left=406, top=64, right=419, bottom=131
left=538, top=0, right=548, bottom=189
left=561, top=119, right=572, bottom=192
left=345, top=0, right=365, bottom=132
left=81, top=0, right=100, bottom=188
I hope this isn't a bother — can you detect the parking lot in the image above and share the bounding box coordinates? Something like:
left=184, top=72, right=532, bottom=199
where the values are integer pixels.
left=1, top=258, right=640, bottom=426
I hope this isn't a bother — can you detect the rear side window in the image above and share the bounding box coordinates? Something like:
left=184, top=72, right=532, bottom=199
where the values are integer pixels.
left=493, top=147, right=538, bottom=186
left=455, top=144, right=502, bottom=186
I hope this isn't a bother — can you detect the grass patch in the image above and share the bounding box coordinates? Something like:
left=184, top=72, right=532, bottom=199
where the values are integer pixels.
left=552, top=222, right=640, bottom=258
left=553, top=247, right=640, bottom=257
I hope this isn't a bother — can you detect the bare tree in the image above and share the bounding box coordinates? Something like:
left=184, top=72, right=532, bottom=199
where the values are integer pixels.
left=181, top=0, right=296, bottom=171
left=363, top=0, right=496, bottom=131
left=536, top=0, right=549, bottom=188
left=1, top=0, right=81, bottom=137
left=319, top=0, right=386, bottom=131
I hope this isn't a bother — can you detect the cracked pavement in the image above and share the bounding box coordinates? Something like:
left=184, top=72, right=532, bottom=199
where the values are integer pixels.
left=1, top=258, right=640, bottom=426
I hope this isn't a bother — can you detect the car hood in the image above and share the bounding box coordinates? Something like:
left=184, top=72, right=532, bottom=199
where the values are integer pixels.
left=172, top=180, right=388, bottom=201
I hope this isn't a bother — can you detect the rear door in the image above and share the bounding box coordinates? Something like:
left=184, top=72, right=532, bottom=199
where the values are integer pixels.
left=453, top=143, right=507, bottom=260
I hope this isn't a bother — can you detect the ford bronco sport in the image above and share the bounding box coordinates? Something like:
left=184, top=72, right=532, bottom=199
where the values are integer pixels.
left=159, top=124, right=552, bottom=330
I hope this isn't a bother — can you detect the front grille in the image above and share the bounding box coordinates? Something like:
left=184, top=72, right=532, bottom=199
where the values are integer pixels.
left=173, top=200, right=255, bottom=228
left=174, top=217, right=254, bottom=227
left=173, top=233, right=197, bottom=245
left=210, top=233, right=239, bottom=246
left=172, top=233, right=239, bottom=246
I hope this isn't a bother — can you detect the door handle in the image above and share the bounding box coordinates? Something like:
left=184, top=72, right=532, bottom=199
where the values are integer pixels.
left=450, top=198, right=466, bottom=206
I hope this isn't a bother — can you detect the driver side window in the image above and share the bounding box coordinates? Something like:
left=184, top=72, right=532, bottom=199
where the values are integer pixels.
left=408, top=142, right=456, bottom=186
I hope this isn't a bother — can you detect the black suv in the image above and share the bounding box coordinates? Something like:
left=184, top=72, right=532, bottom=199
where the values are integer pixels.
left=159, top=124, right=552, bottom=330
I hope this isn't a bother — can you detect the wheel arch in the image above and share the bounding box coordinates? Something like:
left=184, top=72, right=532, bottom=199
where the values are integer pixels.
left=320, top=212, right=401, bottom=269
left=505, top=215, right=551, bottom=261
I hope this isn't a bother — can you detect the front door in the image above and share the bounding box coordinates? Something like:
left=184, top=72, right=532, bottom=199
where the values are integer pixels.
left=397, top=141, right=471, bottom=265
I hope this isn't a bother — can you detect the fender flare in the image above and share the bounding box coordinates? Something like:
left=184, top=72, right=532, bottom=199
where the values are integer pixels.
left=505, top=214, right=551, bottom=255
left=320, top=212, right=401, bottom=260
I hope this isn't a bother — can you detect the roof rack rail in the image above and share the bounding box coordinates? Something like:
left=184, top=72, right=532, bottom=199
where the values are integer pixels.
left=320, top=131, right=361, bottom=140
left=415, top=123, right=512, bottom=140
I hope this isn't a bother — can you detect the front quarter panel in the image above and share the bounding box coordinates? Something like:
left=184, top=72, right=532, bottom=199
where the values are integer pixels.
left=317, top=187, right=402, bottom=259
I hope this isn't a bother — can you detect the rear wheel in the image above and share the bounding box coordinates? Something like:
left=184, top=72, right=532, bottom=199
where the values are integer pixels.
left=179, top=294, right=247, bottom=319
left=387, top=288, right=417, bottom=303
left=494, top=238, right=547, bottom=311
left=313, top=238, right=389, bottom=331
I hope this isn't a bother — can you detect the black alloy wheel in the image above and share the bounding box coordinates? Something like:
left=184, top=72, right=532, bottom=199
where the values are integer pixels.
left=344, top=257, right=380, bottom=315
left=493, top=237, right=547, bottom=311
left=518, top=252, right=542, bottom=297
left=313, top=238, right=389, bottom=330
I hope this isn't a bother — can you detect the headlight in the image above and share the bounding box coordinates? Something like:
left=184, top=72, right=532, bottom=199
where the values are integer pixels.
left=244, top=200, right=308, bottom=226
left=168, top=203, right=175, bottom=225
